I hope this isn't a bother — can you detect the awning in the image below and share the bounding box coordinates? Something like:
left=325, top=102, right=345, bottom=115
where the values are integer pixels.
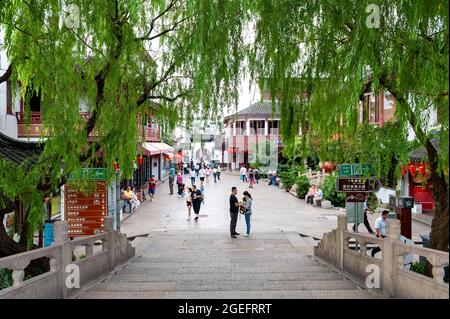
left=142, top=143, right=161, bottom=156
left=142, top=142, right=175, bottom=156
left=151, top=142, right=174, bottom=153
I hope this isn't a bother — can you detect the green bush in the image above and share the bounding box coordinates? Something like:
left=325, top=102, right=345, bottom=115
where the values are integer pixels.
left=410, top=261, right=425, bottom=275
left=279, top=169, right=297, bottom=190
left=295, top=175, right=310, bottom=198
left=322, top=175, right=345, bottom=208
left=0, top=269, right=13, bottom=290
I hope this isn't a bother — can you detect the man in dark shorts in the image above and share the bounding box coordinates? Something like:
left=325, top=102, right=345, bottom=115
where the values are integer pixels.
left=191, top=185, right=203, bottom=222
left=229, top=186, right=240, bottom=238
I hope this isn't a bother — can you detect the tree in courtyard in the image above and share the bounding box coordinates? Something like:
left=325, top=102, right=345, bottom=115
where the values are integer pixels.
left=249, top=0, right=448, bottom=276
left=0, top=0, right=251, bottom=257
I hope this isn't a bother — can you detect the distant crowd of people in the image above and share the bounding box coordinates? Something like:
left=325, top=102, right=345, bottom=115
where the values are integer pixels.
left=239, top=165, right=260, bottom=188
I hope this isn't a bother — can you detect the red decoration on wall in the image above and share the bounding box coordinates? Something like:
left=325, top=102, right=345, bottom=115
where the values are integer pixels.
left=409, top=163, right=417, bottom=176
left=138, top=156, right=143, bottom=166
left=418, top=163, right=426, bottom=176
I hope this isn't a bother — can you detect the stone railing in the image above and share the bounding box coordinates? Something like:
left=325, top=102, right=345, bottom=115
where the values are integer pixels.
left=0, top=217, right=134, bottom=299
left=314, top=214, right=449, bottom=298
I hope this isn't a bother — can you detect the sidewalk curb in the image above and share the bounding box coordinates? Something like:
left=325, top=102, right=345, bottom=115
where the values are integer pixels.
left=412, top=214, right=432, bottom=227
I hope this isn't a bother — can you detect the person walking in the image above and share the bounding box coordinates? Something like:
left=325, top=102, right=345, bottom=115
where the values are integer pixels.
left=205, top=166, right=211, bottom=183
left=148, top=175, right=157, bottom=201
left=240, top=165, right=247, bottom=182
left=248, top=168, right=255, bottom=188
left=199, top=166, right=206, bottom=183
left=176, top=171, right=184, bottom=197
left=371, top=210, right=388, bottom=257
left=217, top=165, right=222, bottom=180
left=191, top=185, right=203, bottom=222
left=242, top=191, right=253, bottom=237
left=185, top=187, right=193, bottom=221
left=168, top=172, right=174, bottom=195
left=254, top=167, right=260, bottom=184
left=353, top=196, right=375, bottom=234
left=190, top=168, right=196, bottom=186
left=229, top=186, right=240, bottom=238
left=212, top=166, right=218, bottom=183
left=195, top=163, right=200, bottom=177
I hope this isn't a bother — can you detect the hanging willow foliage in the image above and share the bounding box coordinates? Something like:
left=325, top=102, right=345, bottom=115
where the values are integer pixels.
left=0, top=1, right=448, bottom=256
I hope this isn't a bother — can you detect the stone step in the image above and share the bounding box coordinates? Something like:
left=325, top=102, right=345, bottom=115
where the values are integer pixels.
left=77, top=289, right=378, bottom=299
left=105, top=271, right=345, bottom=283
left=90, top=279, right=359, bottom=292
left=121, top=264, right=332, bottom=275
left=133, top=259, right=320, bottom=266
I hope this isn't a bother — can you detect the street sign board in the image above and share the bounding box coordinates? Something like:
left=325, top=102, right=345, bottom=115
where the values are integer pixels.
left=69, top=168, right=107, bottom=180
left=65, top=180, right=107, bottom=237
left=336, top=177, right=382, bottom=193
left=338, top=163, right=373, bottom=176
left=345, top=192, right=366, bottom=202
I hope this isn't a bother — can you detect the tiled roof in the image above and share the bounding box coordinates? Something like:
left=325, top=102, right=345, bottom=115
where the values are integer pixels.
left=410, top=138, right=440, bottom=161
left=0, top=132, right=42, bottom=165
left=224, top=101, right=280, bottom=120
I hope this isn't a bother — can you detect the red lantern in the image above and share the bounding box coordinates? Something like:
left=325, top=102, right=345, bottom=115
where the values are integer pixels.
left=138, top=156, right=143, bottom=166
left=418, top=163, right=426, bottom=176
left=401, top=165, right=408, bottom=176
left=324, top=161, right=332, bottom=172
left=113, top=162, right=119, bottom=172
left=409, top=163, right=416, bottom=176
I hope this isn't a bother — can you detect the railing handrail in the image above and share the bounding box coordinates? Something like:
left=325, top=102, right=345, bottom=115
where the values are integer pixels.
left=0, top=245, right=60, bottom=270
left=69, top=232, right=111, bottom=249
left=342, top=230, right=384, bottom=245
left=393, top=242, right=449, bottom=264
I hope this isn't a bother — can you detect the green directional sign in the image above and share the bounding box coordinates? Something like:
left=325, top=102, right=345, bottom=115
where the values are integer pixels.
left=338, top=163, right=373, bottom=176
left=69, top=168, right=107, bottom=180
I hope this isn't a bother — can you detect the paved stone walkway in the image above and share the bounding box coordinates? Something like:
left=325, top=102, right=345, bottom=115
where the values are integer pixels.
left=76, top=172, right=426, bottom=299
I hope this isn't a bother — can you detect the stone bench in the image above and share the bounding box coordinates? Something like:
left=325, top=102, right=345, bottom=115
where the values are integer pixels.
left=321, top=200, right=332, bottom=209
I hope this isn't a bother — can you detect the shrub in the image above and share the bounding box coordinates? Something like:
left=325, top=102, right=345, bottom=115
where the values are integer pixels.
left=295, top=175, right=310, bottom=198
left=0, top=269, right=13, bottom=290
left=279, top=169, right=297, bottom=190
left=410, top=261, right=425, bottom=275
left=322, top=175, right=345, bottom=208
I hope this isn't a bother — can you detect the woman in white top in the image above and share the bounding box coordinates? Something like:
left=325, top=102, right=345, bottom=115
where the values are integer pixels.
left=199, top=167, right=206, bottom=182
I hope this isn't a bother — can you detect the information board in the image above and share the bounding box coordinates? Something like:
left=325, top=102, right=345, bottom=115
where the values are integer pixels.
left=65, top=180, right=107, bottom=236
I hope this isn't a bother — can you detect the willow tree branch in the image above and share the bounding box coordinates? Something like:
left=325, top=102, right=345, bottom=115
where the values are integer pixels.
left=0, top=63, right=13, bottom=84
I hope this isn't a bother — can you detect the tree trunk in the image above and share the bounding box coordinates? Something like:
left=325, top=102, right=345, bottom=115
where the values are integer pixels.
left=424, top=139, right=449, bottom=278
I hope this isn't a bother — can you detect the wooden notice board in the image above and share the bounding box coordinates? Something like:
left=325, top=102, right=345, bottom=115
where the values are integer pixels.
left=65, top=180, right=108, bottom=236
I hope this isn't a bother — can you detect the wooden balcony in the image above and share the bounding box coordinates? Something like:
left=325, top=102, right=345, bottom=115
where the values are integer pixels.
left=145, top=127, right=160, bottom=142
left=16, top=111, right=91, bottom=138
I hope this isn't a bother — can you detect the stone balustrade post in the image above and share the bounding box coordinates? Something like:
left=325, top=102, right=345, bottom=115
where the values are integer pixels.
left=54, top=220, right=70, bottom=298
left=337, top=214, right=347, bottom=270
left=104, top=216, right=116, bottom=271
left=382, top=218, right=401, bottom=297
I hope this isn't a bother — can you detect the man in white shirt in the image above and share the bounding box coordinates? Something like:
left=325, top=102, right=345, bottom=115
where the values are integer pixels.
left=240, top=166, right=247, bottom=182
left=313, top=188, right=323, bottom=207
left=371, top=210, right=389, bottom=257
left=190, top=168, right=196, bottom=186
